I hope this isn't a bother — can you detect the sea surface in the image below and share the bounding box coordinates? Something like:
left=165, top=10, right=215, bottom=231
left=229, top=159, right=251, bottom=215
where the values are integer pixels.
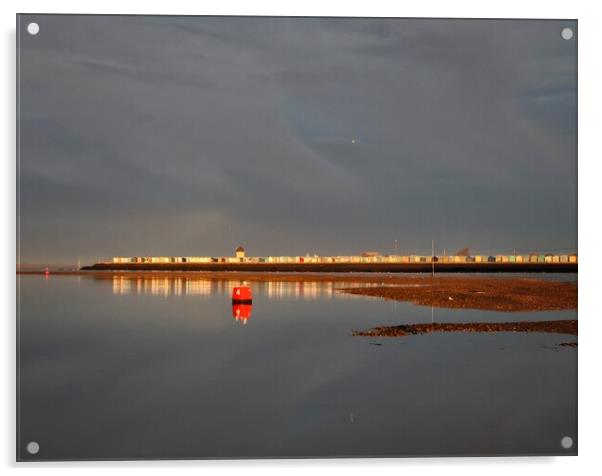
left=17, top=273, right=577, bottom=460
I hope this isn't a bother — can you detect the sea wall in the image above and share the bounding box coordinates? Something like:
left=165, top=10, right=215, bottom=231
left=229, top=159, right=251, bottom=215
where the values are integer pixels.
left=82, top=262, right=577, bottom=273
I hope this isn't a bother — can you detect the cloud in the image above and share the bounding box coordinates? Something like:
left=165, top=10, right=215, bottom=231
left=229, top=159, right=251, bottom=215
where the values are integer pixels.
left=17, top=16, right=577, bottom=262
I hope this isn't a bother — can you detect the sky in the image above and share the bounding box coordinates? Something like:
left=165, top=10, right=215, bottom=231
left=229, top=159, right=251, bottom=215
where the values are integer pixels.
left=17, top=16, right=577, bottom=264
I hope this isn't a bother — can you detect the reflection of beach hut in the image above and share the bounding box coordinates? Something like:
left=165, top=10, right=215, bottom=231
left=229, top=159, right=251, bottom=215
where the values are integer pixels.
left=529, top=254, right=538, bottom=263
left=475, top=255, right=483, bottom=263
left=544, top=254, right=554, bottom=263
left=569, top=254, right=578, bottom=263
left=501, top=256, right=509, bottom=263
left=552, top=255, right=560, bottom=263
left=560, top=255, right=568, bottom=263
left=516, top=255, right=524, bottom=263
left=537, top=255, right=545, bottom=263
left=509, top=255, right=516, bottom=263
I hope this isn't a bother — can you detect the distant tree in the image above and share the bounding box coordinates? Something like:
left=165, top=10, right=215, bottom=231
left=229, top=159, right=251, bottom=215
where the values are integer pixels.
left=456, top=247, right=470, bottom=257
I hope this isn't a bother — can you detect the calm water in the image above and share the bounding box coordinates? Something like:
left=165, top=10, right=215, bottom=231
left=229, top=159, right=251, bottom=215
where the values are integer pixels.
left=17, top=274, right=577, bottom=460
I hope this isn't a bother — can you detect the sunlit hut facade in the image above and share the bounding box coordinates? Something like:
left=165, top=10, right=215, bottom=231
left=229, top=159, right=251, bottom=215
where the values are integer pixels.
left=109, top=249, right=578, bottom=266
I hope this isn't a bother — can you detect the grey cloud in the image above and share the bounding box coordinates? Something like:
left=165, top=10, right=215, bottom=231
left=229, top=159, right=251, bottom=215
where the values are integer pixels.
left=17, top=15, right=577, bottom=263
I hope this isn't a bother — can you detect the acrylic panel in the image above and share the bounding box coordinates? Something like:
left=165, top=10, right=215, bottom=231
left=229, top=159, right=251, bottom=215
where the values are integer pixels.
left=16, top=15, right=577, bottom=461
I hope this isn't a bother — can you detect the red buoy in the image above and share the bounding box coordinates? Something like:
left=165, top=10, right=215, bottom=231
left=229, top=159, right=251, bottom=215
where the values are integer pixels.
left=232, top=285, right=252, bottom=303
left=232, top=303, right=252, bottom=324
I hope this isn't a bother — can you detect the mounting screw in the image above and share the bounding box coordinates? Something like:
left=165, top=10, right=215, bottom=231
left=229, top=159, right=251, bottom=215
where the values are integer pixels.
left=561, top=27, right=573, bottom=40
left=561, top=436, right=573, bottom=449
left=26, top=441, right=40, bottom=455
left=26, top=22, right=40, bottom=36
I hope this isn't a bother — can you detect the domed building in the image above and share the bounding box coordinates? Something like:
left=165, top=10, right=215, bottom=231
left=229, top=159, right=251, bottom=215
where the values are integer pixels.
left=235, top=246, right=245, bottom=259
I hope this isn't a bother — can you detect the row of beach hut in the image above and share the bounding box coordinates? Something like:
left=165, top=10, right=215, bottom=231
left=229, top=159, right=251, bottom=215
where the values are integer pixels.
left=111, top=253, right=578, bottom=265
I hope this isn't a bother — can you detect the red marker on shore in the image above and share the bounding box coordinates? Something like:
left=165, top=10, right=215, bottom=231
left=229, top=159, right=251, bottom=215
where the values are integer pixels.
left=44, top=267, right=50, bottom=277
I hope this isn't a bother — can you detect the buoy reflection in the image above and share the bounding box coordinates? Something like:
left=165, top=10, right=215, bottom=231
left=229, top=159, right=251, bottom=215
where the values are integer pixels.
left=232, top=303, right=252, bottom=325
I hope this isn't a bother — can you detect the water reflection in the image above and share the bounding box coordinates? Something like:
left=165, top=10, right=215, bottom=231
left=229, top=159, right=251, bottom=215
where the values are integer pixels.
left=111, top=276, right=218, bottom=296
left=18, top=274, right=577, bottom=459
left=110, top=276, right=379, bottom=299
left=232, top=303, right=252, bottom=325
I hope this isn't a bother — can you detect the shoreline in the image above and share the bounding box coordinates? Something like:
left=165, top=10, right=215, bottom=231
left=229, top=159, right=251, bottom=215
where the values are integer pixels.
left=352, top=320, right=578, bottom=337
left=80, top=262, right=578, bottom=273
left=339, top=278, right=576, bottom=312
left=16, top=269, right=577, bottom=278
